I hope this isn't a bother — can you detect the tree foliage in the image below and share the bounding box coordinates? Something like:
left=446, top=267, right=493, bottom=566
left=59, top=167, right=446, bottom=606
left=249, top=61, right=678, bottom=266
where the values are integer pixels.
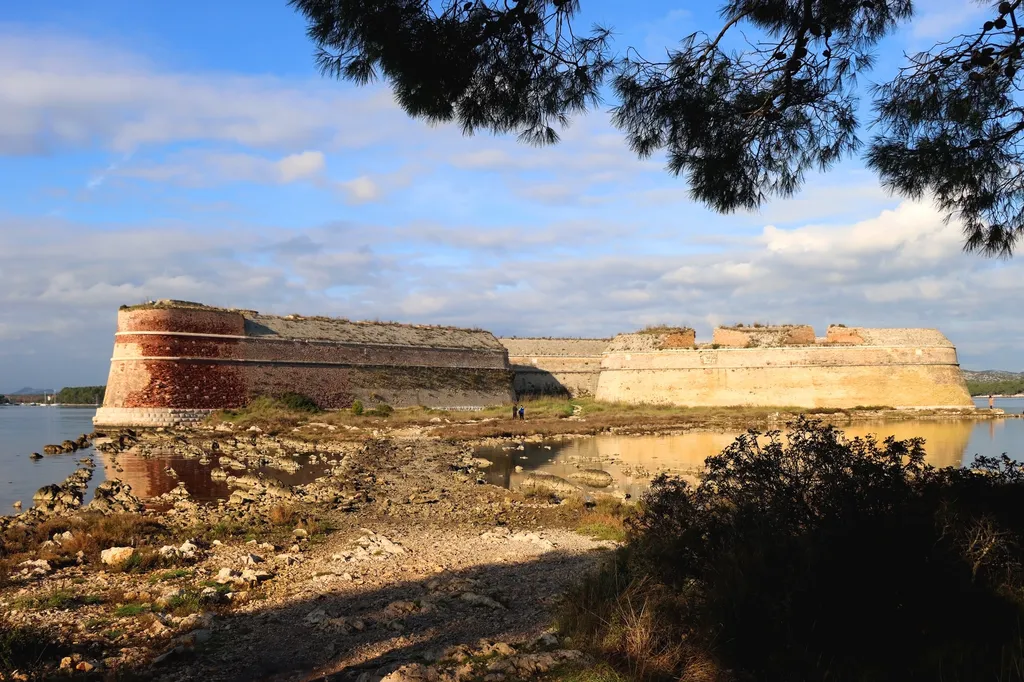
left=55, top=386, right=105, bottom=405
left=291, top=0, right=1024, bottom=255
left=966, top=377, right=1024, bottom=395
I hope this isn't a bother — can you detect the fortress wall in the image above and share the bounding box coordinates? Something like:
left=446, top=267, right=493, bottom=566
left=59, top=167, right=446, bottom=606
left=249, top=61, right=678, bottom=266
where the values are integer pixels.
left=833, top=327, right=954, bottom=347
left=97, top=304, right=513, bottom=426
left=596, top=344, right=973, bottom=409
left=713, top=325, right=816, bottom=347
left=116, top=307, right=246, bottom=336
left=606, top=331, right=695, bottom=352
left=501, top=339, right=609, bottom=397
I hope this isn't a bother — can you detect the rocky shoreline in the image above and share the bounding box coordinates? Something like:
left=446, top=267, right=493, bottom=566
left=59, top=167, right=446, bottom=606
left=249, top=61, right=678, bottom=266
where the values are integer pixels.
left=0, top=420, right=622, bottom=681
left=3, top=405, right=1018, bottom=681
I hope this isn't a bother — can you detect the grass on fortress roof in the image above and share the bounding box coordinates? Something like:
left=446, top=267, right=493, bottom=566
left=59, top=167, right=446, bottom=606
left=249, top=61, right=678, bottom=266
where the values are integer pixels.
left=209, top=395, right=904, bottom=440
left=120, top=300, right=486, bottom=333
left=635, top=325, right=695, bottom=335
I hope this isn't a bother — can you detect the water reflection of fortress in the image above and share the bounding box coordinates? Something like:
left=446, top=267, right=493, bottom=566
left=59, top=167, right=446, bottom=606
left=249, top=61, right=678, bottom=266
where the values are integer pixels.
left=509, top=421, right=975, bottom=498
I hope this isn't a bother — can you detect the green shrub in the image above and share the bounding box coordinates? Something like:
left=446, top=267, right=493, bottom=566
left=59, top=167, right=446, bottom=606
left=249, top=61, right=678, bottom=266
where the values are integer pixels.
left=276, top=392, right=320, bottom=412
left=562, top=418, right=1024, bottom=681
left=368, top=403, right=393, bottom=417
left=114, top=604, right=152, bottom=618
left=351, top=399, right=364, bottom=416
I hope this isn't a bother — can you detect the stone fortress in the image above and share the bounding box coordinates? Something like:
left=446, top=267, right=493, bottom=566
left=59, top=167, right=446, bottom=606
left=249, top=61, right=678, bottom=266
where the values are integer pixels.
left=94, top=301, right=973, bottom=427
left=94, top=301, right=514, bottom=427
left=502, top=324, right=973, bottom=409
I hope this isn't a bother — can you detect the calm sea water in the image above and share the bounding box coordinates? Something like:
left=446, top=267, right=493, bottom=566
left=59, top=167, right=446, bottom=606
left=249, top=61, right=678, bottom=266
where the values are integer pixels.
left=0, top=406, right=99, bottom=512
left=481, top=399, right=1024, bottom=497
left=4, top=402, right=1023, bottom=513
left=0, top=405, right=328, bottom=514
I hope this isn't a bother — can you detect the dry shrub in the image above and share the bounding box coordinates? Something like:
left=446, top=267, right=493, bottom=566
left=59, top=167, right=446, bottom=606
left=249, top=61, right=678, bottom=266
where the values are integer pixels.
left=0, top=617, right=70, bottom=672
left=2, top=513, right=169, bottom=575
left=558, top=558, right=701, bottom=681
left=268, top=504, right=296, bottom=526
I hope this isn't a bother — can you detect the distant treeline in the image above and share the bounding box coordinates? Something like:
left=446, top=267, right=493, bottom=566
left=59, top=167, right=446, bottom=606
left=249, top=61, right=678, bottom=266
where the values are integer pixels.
left=56, top=386, right=106, bottom=404
left=966, top=379, right=1024, bottom=397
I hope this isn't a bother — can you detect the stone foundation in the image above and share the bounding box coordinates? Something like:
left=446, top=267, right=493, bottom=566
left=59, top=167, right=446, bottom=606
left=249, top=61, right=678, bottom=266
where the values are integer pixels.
left=93, top=407, right=215, bottom=428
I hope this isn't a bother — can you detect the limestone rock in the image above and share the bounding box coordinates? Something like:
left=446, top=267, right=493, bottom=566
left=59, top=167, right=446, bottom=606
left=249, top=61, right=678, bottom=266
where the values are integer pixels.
left=568, top=469, right=614, bottom=488
left=519, top=472, right=580, bottom=496
left=101, top=546, right=135, bottom=567
left=87, top=479, right=143, bottom=514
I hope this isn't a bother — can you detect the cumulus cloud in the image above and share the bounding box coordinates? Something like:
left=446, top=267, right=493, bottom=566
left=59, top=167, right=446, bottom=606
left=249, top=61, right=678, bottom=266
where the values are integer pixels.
left=0, top=27, right=402, bottom=155
left=121, top=150, right=327, bottom=187
left=2, top=198, right=1022, bottom=391
left=338, top=176, right=381, bottom=204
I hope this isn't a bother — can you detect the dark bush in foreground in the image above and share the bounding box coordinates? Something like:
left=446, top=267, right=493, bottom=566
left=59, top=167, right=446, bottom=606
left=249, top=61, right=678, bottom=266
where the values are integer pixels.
left=561, top=418, right=1024, bottom=681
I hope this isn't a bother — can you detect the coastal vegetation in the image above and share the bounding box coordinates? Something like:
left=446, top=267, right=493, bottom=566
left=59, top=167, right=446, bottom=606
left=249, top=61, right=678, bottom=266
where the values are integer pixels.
left=54, top=386, right=105, bottom=405
left=967, top=378, right=1024, bottom=396
left=559, top=419, right=1024, bottom=681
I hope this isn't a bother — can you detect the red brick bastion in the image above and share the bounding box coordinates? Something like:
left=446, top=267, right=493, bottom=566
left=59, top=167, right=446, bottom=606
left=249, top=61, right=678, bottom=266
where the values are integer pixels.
left=93, top=301, right=514, bottom=427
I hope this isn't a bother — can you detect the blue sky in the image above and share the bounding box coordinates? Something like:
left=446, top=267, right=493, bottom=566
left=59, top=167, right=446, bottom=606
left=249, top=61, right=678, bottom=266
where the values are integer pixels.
left=0, top=0, right=1020, bottom=392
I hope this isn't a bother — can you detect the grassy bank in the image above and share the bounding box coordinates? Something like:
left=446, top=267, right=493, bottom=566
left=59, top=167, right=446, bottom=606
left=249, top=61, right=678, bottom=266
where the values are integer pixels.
left=209, top=395, right=923, bottom=440
left=556, top=419, right=1024, bottom=681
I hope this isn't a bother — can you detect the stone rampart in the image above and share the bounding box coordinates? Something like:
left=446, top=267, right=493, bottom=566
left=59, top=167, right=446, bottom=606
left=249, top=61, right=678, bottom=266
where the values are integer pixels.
left=596, top=326, right=973, bottom=409
left=500, top=338, right=609, bottom=397
left=713, top=325, right=816, bottom=347
left=96, top=301, right=514, bottom=426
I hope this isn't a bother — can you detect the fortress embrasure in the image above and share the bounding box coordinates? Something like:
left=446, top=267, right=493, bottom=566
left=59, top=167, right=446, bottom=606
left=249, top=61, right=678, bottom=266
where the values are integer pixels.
left=93, top=301, right=514, bottom=427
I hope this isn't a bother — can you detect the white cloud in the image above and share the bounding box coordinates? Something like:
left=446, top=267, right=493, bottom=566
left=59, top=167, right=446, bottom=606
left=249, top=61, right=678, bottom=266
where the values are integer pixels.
left=0, top=27, right=402, bottom=155
left=277, top=151, right=326, bottom=183
left=121, top=150, right=327, bottom=187
left=338, top=176, right=381, bottom=204
left=6, top=199, right=1022, bottom=388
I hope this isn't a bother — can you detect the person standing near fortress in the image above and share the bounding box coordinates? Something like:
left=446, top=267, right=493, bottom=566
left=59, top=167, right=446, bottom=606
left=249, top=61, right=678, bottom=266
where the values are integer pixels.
left=512, top=403, right=518, bottom=420
left=519, top=405, right=525, bottom=421
left=989, top=394, right=995, bottom=409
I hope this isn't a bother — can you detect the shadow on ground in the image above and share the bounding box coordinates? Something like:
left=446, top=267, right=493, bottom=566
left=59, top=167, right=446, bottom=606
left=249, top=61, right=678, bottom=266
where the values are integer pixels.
left=146, top=548, right=604, bottom=682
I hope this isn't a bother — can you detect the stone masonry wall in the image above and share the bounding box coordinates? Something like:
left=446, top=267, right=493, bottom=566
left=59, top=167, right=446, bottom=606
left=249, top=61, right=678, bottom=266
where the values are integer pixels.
left=97, top=303, right=514, bottom=426
left=713, top=325, right=817, bottom=347
left=596, top=342, right=973, bottom=409
left=500, top=339, right=609, bottom=397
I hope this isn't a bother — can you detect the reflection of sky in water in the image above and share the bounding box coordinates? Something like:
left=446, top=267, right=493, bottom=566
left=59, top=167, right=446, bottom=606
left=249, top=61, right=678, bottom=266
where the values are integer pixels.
left=479, top=412, right=1024, bottom=496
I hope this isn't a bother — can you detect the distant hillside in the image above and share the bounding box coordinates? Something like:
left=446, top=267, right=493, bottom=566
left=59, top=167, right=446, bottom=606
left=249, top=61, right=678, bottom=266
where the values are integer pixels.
left=962, top=370, right=1024, bottom=396
left=9, top=386, right=54, bottom=395
left=962, top=370, right=1024, bottom=382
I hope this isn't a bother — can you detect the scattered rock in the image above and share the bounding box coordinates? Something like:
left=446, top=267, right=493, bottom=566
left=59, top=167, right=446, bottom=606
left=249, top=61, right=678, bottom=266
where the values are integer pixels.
left=101, top=546, right=136, bottom=567
left=519, top=472, right=580, bottom=496
left=460, top=592, right=505, bottom=609
left=568, top=469, right=614, bottom=488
